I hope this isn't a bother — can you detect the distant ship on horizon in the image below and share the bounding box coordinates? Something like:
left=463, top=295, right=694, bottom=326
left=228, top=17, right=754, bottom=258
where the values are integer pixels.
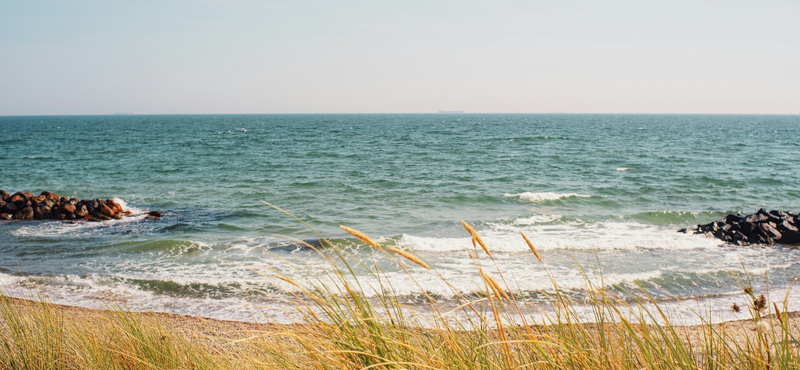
left=437, top=110, right=463, bottom=114
left=113, top=112, right=133, bottom=115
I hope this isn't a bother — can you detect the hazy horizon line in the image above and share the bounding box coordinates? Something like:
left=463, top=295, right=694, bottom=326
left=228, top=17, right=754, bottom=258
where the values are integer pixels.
left=2, top=112, right=799, bottom=117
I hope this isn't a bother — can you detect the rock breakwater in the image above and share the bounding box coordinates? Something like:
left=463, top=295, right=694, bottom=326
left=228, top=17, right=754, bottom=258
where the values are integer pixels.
left=680, top=208, right=800, bottom=246
left=0, top=190, right=154, bottom=222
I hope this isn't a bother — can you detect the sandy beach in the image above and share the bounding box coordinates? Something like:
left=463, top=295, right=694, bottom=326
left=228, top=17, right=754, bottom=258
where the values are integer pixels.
left=3, top=296, right=798, bottom=366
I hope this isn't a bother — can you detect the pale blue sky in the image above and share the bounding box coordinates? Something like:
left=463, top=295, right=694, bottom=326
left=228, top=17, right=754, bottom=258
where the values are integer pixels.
left=1, top=0, right=798, bottom=115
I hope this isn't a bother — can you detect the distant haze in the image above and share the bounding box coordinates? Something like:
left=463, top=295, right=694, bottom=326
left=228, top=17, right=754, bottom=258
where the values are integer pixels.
left=1, top=0, right=798, bottom=115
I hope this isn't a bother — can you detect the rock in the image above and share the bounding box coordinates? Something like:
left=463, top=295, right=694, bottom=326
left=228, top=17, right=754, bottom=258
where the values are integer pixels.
left=34, top=205, right=52, bottom=220
left=107, top=199, right=123, bottom=214
left=41, top=191, right=61, bottom=201
left=725, top=214, right=743, bottom=224
left=98, top=202, right=114, bottom=217
left=75, top=204, right=89, bottom=218
left=739, top=221, right=755, bottom=235
left=760, top=222, right=782, bottom=241
left=9, top=193, right=25, bottom=206
left=777, top=221, right=798, bottom=233
left=781, top=230, right=800, bottom=245
left=2, top=202, right=18, bottom=214
left=14, top=206, right=34, bottom=220
left=0, top=190, right=139, bottom=223
left=685, top=209, right=800, bottom=246
left=144, top=210, right=162, bottom=220
left=744, top=213, right=769, bottom=224
left=731, top=230, right=747, bottom=245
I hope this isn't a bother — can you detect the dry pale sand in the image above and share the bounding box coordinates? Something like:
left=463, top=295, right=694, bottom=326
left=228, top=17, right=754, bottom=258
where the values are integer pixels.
left=2, top=297, right=799, bottom=354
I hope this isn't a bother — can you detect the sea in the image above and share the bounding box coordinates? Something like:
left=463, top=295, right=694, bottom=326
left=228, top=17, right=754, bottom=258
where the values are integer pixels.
left=1, top=113, right=799, bottom=325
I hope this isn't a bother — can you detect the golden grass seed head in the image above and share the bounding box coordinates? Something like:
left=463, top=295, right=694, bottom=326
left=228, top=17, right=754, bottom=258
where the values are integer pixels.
left=340, top=225, right=384, bottom=250
left=461, top=221, right=491, bottom=257
left=387, top=246, right=431, bottom=270
left=520, top=231, right=542, bottom=263
left=479, top=269, right=510, bottom=301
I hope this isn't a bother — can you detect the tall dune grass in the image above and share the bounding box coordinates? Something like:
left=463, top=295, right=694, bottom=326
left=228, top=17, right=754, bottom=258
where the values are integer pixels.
left=1, top=208, right=798, bottom=369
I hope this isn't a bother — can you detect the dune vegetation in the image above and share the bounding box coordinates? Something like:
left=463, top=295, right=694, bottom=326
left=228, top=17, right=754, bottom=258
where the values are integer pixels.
left=1, top=204, right=798, bottom=369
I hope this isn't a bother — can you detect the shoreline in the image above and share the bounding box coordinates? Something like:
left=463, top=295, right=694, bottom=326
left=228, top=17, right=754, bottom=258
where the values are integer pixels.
left=3, top=295, right=797, bottom=346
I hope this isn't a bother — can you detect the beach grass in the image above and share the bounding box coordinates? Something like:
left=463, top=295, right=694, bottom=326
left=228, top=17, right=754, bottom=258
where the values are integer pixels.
left=2, top=217, right=799, bottom=369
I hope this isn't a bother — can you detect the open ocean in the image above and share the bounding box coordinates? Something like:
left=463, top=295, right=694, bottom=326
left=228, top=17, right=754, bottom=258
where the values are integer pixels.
left=1, top=113, right=799, bottom=324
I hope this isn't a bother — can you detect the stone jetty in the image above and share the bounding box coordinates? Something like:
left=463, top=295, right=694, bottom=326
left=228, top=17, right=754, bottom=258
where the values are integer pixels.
left=680, top=208, right=800, bottom=246
left=0, top=190, right=156, bottom=222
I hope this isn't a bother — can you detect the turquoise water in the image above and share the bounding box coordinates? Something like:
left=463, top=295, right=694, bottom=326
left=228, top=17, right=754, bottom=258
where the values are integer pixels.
left=1, top=114, right=799, bottom=323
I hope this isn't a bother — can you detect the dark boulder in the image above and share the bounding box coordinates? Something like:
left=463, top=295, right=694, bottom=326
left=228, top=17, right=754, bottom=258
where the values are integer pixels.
left=777, top=221, right=798, bottom=233
left=75, top=204, right=89, bottom=218
left=14, top=206, right=34, bottom=220
left=781, top=230, right=800, bottom=245
left=34, top=205, right=52, bottom=220
left=744, top=213, right=769, bottom=224
left=684, top=209, right=800, bottom=246
left=145, top=210, right=162, bottom=220
left=2, top=202, right=18, bottom=214
left=41, top=191, right=61, bottom=201
left=10, top=193, right=26, bottom=208
left=61, top=204, right=77, bottom=214
left=725, top=214, right=743, bottom=224
left=739, top=221, right=755, bottom=235
left=0, top=190, right=159, bottom=223
left=98, top=202, right=114, bottom=217
left=760, top=222, right=782, bottom=240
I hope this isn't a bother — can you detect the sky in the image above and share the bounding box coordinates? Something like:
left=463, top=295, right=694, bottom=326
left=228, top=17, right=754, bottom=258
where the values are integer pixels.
left=0, top=0, right=798, bottom=115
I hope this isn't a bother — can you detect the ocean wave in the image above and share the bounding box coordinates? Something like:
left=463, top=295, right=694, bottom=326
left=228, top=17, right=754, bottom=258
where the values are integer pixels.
left=397, top=221, right=721, bottom=252
left=0, top=271, right=298, bottom=323
left=503, top=192, right=595, bottom=202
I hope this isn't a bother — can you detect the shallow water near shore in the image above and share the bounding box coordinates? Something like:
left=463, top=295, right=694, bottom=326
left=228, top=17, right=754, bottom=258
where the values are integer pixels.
left=1, top=113, right=800, bottom=324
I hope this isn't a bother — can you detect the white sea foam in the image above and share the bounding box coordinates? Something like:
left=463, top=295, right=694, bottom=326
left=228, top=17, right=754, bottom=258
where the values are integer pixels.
left=615, top=167, right=630, bottom=171
left=0, top=272, right=300, bottom=323
left=398, top=220, right=721, bottom=253
left=509, top=214, right=561, bottom=225
left=504, top=192, right=594, bottom=202
left=112, top=197, right=145, bottom=215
